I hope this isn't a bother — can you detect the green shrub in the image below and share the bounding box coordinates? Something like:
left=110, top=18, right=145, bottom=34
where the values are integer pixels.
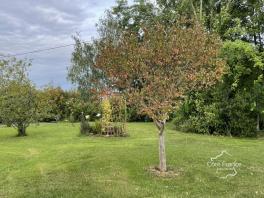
left=173, top=90, right=258, bottom=137
left=127, top=106, right=151, bottom=122
left=80, top=120, right=92, bottom=135
left=93, top=120, right=102, bottom=134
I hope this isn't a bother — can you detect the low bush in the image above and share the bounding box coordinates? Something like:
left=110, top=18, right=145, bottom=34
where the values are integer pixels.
left=173, top=90, right=258, bottom=137
left=80, top=120, right=127, bottom=137
left=93, top=120, right=102, bottom=134
left=80, top=120, right=92, bottom=135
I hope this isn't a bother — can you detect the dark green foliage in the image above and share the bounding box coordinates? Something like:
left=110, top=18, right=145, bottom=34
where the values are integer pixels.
left=37, top=88, right=100, bottom=123
left=80, top=119, right=104, bottom=135
left=225, top=100, right=256, bottom=137
left=174, top=41, right=263, bottom=137
left=66, top=98, right=98, bottom=122
left=127, top=106, right=152, bottom=122
left=173, top=91, right=221, bottom=135
left=64, top=91, right=99, bottom=122
left=80, top=120, right=92, bottom=135
left=174, top=90, right=257, bottom=137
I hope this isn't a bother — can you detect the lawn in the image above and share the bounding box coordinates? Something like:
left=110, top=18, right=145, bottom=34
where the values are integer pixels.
left=0, top=122, right=263, bottom=198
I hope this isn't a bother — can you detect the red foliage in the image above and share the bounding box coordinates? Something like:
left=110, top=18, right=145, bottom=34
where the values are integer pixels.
left=96, top=21, right=225, bottom=122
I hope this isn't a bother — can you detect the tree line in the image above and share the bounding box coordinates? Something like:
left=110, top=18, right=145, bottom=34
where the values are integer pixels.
left=0, top=58, right=101, bottom=136
left=0, top=57, right=152, bottom=136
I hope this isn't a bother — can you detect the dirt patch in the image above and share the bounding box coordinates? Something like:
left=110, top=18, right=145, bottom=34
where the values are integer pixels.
left=147, top=166, right=183, bottom=178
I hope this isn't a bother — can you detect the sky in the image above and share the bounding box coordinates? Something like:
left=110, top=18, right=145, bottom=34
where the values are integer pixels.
left=0, top=0, right=119, bottom=90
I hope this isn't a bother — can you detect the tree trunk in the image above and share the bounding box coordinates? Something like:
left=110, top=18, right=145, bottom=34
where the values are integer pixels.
left=155, top=120, right=167, bottom=172
left=17, top=124, right=27, bottom=136
left=257, top=113, right=260, bottom=132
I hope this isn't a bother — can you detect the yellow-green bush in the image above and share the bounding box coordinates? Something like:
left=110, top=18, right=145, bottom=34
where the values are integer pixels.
left=101, top=98, right=112, bottom=133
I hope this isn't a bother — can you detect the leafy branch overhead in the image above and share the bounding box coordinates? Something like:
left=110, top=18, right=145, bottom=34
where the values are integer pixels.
left=96, top=21, right=225, bottom=121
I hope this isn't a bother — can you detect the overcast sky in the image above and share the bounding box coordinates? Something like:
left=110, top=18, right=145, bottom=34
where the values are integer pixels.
left=0, top=0, right=120, bottom=89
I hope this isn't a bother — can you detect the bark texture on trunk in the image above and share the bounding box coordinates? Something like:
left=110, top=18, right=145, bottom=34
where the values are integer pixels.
left=155, top=120, right=167, bottom=172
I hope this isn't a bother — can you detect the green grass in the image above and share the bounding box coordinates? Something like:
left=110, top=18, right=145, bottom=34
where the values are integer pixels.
left=0, top=122, right=263, bottom=198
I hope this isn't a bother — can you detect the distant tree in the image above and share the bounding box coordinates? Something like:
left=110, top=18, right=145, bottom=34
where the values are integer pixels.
left=37, top=86, right=66, bottom=122
left=0, top=57, right=30, bottom=86
left=156, top=0, right=264, bottom=50
left=221, top=41, right=264, bottom=132
left=174, top=40, right=264, bottom=137
left=0, top=58, right=37, bottom=136
left=96, top=21, right=225, bottom=172
left=65, top=91, right=97, bottom=122
left=68, top=0, right=156, bottom=99
left=68, top=39, right=106, bottom=99
left=254, top=79, right=264, bottom=131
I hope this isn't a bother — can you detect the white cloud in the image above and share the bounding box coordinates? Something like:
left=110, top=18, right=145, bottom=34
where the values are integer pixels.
left=35, top=6, right=75, bottom=25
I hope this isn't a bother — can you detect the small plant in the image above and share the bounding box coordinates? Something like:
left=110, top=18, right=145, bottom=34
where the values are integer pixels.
left=80, top=113, right=92, bottom=135
left=101, top=98, right=112, bottom=135
left=80, top=120, right=91, bottom=135
left=93, top=120, right=102, bottom=134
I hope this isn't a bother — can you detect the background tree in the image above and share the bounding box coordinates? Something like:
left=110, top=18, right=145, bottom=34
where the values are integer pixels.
left=96, top=21, right=225, bottom=172
left=174, top=40, right=264, bottom=137
left=68, top=39, right=106, bottom=99
left=37, top=86, right=66, bottom=122
left=0, top=58, right=37, bottom=136
left=68, top=0, right=156, bottom=99
left=65, top=90, right=98, bottom=122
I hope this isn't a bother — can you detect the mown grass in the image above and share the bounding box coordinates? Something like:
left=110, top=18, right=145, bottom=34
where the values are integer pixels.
left=0, top=122, right=263, bottom=198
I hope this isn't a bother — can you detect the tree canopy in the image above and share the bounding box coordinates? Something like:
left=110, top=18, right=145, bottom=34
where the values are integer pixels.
left=0, top=58, right=37, bottom=136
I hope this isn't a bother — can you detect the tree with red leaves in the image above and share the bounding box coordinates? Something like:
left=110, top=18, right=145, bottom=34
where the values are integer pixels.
left=96, top=21, right=225, bottom=172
